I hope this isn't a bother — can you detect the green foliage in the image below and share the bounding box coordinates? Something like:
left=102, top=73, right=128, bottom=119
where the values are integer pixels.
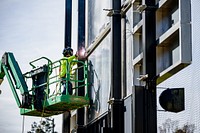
left=27, top=118, right=57, bottom=133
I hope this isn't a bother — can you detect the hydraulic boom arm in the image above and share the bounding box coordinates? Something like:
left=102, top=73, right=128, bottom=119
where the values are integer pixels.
left=0, top=52, right=31, bottom=108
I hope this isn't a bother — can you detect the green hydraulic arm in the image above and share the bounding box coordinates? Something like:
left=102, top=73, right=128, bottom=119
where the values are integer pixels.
left=0, top=52, right=31, bottom=108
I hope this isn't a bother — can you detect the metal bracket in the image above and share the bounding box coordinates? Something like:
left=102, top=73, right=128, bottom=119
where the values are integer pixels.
left=104, top=9, right=121, bottom=17
left=137, top=74, right=148, bottom=81
left=134, top=4, right=157, bottom=13
left=135, top=5, right=147, bottom=13
left=108, top=98, right=123, bottom=105
left=108, top=98, right=115, bottom=105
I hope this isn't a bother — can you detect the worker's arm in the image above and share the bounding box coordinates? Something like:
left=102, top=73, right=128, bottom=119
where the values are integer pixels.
left=68, top=55, right=77, bottom=62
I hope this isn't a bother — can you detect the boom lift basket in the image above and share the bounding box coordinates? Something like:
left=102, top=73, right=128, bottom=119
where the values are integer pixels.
left=21, top=57, right=89, bottom=117
left=0, top=53, right=89, bottom=117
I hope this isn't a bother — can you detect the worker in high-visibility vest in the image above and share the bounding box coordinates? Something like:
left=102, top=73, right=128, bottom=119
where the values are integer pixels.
left=60, top=47, right=77, bottom=95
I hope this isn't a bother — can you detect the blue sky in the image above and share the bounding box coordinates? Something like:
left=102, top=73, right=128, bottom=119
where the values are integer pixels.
left=0, top=0, right=65, bottom=132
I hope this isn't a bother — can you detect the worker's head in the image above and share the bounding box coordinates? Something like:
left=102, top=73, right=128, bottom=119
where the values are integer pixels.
left=63, top=47, right=73, bottom=57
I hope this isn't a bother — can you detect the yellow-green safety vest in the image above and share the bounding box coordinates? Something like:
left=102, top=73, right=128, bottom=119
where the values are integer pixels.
left=59, top=55, right=77, bottom=78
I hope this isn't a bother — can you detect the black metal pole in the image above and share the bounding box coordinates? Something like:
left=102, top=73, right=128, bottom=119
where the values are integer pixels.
left=64, top=0, right=72, bottom=47
left=52, top=118, right=54, bottom=133
left=142, top=0, right=157, bottom=133
left=77, top=0, right=85, bottom=132
left=111, top=0, right=124, bottom=133
left=63, top=0, right=72, bottom=133
left=62, top=112, right=70, bottom=133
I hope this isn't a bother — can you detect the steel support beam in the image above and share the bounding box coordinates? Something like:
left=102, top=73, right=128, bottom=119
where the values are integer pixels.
left=64, top=0, right=72, bottom=47
left=110, top=0, right=124, bottom=133
left=142, top=0, right=157, bottom=132
left=62, top=112, right=70, bottom=133
left=63, top=0, right=72, bottom=132
left=77, top=0, right=85, bottom=132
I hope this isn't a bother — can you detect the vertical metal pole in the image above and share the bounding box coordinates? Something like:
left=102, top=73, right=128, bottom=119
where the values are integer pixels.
left=111, top=0, right=124, bottom=133
left=142, top=0, right=157, bottom=132
left=52, top=118, right=55, bottom=133
left=77, top=0, right=85, bottom=132
left=64, top=0, right=72, bottom=47
left=63, top=0, right=72, bottom=133
left=62, top=112, right=70, bottom=133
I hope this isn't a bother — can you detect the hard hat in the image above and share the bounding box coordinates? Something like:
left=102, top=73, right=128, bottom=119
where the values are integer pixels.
left=63, top=47, right=73, bottom=56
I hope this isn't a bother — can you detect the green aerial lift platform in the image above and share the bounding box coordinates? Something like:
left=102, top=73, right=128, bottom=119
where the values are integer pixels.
left=0, top=52, right=89, bottom=117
